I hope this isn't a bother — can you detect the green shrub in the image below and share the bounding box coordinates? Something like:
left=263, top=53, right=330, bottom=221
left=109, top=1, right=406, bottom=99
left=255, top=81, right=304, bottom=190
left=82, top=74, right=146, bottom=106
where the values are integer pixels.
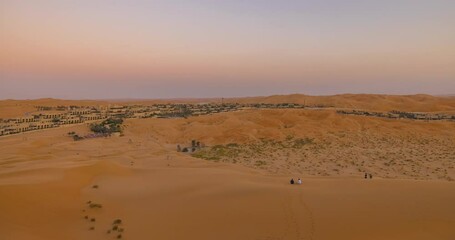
left=226, top=143, right=239, bottom=148
left=255, top=160, right=267, bottom=166
left=73, top=134, right=83, bottom=141
left=89, top=203, right=102, bottom=208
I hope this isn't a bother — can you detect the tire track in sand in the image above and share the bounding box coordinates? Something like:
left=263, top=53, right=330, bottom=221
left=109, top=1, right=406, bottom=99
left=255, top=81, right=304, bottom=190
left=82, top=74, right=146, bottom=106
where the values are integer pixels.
left=281, top=190, right=315, bottom=240
left=298, top=190, right=315, bottom=240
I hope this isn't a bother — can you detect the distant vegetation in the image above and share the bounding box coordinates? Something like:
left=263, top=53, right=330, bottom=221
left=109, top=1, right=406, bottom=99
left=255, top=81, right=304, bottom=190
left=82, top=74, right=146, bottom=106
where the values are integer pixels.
left=73, top=134, right=84, bottom=141
left=67, top=118, right=124, bottom=141
left=337, top=109, right=455, bottom=121
left=90, top=118, right=123, bottom=134
left=192, top=136, right=314, bottom=165
left=177, top=139, right=203, bottom=153
left=68, top=131, right=83, bottom=141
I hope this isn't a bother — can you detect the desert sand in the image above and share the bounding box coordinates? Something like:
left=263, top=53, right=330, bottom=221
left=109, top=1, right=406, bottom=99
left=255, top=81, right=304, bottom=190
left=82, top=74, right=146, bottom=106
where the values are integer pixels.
left=1, top=95, right=455, bottom=240
left=2, top=94, right=455, bottom=119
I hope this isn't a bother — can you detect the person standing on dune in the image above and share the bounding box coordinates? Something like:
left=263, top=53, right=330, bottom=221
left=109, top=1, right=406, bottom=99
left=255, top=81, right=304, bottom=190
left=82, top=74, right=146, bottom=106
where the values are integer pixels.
left=298, top=178, right=302, bottom=185
left=290, top=178, right=295, bottom=184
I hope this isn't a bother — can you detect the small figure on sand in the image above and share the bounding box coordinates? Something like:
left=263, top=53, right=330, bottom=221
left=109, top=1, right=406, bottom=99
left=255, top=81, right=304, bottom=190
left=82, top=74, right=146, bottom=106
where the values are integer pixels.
left=290, top=178, right=295, bottom=184
left=297, top=178, right=302, bottom=185
left=365, top=173, right=368, bottom=179
left=369, top=174, right=373, bottom=179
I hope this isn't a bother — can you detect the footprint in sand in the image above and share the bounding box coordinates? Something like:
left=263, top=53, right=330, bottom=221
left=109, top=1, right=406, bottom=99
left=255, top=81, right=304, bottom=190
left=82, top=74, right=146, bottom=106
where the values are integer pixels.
left=281, top=191, right=315, bottom=240
left=282, top=195, right=300, bottom=239
left=298, top=192, right=315, bottom=240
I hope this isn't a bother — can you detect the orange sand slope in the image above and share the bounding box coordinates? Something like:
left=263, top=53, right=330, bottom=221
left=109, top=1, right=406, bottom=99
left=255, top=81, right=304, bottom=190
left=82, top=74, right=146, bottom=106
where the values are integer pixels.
left=1, top=106, right=455, bottom=240
left=127, top=109, right=455, bottom=180
left=1, top=161, right=454, bottom=240
left=224, top=94, right=455, bottom=112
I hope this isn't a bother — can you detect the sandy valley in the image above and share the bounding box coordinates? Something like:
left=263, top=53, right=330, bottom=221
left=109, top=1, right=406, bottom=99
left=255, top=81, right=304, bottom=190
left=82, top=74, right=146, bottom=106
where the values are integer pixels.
left=1, top=95, right=455, bottom=240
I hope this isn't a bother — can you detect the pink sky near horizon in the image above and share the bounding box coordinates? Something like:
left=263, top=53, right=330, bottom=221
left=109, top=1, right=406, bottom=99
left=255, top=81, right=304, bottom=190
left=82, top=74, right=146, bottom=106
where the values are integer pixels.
left=1, top=0, right=454, bottom=99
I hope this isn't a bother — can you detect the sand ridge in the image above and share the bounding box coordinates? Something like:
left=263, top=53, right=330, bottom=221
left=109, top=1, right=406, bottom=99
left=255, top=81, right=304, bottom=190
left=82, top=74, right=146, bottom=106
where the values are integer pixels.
left=123, top=109, right=455, bottom=180
left=1, top=96, right=455, bottom=239
left=2, top=94, right=455, bottom=119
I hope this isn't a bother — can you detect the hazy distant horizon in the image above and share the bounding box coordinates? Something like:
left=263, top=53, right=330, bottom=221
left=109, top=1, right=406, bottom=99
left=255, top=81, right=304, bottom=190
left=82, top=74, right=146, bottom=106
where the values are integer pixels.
left=2, top=77, right=455, bottom=100
left=1, top=91, right=455, bottom=101
left=1, top=0, right=454, bottom=99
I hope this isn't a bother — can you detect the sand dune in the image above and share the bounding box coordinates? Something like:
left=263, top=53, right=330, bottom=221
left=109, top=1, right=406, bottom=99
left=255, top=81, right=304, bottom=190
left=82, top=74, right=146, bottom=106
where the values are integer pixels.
left=0, top=135, right=454, bottom=239
left=0, top=99, right=109, bottom=119
left=124, top=109, right=455, bottom=180
left=2, top=94, right=455, bottom=119
left=224, top=94, right=455, bottom=112
left=1, top=96, right=455, bottom=239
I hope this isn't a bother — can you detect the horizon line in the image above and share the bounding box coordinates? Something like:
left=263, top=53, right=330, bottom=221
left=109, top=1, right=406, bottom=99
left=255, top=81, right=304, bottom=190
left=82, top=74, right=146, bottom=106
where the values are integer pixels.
left=1, top=92, right=455, bottom=101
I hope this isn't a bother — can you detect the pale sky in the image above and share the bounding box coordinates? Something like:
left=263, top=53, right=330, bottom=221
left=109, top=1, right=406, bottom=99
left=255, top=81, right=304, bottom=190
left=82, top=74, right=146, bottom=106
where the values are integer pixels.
left=1, top=0, right=454, bottom=99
